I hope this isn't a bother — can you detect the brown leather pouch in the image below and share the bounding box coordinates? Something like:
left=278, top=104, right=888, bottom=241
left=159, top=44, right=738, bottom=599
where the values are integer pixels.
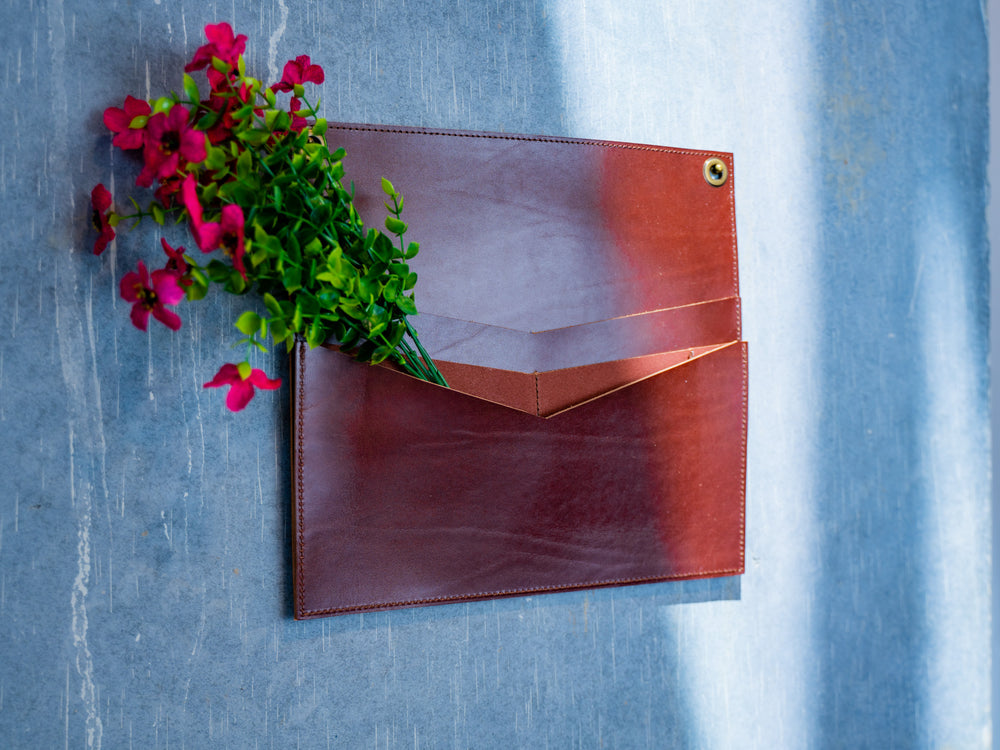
left=291, top=124, right=746, bottom=619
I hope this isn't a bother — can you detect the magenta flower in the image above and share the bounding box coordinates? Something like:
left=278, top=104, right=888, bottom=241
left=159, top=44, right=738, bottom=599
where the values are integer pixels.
left=288, top=98, right=309, bottom=133
left=181, top=174, right=248, bottom=280
left=137, top=106, right=207, bottom=187
left=103, top=95, right=152, bottom=150
left=271, top=55, right=325, bottom=92
left=185, top=23, right=247, bottom=75
left=160, top=237, right=192, bottom=286
left=120, top=260, right=185, bottom=331
left=90, top=184, right=116, bottom=256
left=204, top=363, right=281, bottom=411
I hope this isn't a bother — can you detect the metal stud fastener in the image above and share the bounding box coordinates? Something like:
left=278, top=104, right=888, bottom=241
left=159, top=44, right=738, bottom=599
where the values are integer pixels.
left=703, top=158, right=728, bottom=187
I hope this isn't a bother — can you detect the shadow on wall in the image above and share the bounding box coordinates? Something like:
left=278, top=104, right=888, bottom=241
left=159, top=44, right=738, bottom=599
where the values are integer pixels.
left=814, top=3, right=989, bottom=748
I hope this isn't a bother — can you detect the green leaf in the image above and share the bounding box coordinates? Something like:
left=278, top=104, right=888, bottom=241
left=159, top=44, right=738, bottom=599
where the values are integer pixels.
left=381, top=177, right=397, bottom=197
left=404, top=241, right=420, bottom=259
left=265, top=108, right=290, bottom=131
left=386, top=321, right=406, bottom=348
left=129, top=114, right=149, bottom=129
left=151, top=204, right=165, bottom=225
left=396, top=295, right=418, bottom=315
left=207, top=260, right=231, bottom=283
left=305, top=321, right=323, bottom=348
left=264, top=87, right=277, bottom=109
left=205, top=146, right=229, bottom=171
left=263, top=292, right=283, bottom=318
left=313, top=118, right=328, bottom=138
left=310, top=202, right=333, bottom=228
left=237, top=129, right=270, bottom=147
left=403, top=271, right=418, bottom=290
left=384, top=216, right=407, bottom=235
left=237, top=148, right=252, bottom=180
left=251, top=245, right=269, bottom=267
left=286, top=233, right=302, bottom=263
left=201, top=180, right=219, bottom=204
left=383, top=277, right=400, bottom=303
left=196, top=111, right=220, bottom=131
left=371, top=345, right=394, bottom=364
left=283, top=266, right=302, bottom=293
left=226, top=269, right=247, bottom=294
left=338, top=326, right=360, bottom=350
left=152, top=96, right=174, bottom=115
left=370, top=234, right=393, bottom=262
left=235, top=311, right=262, bottom=336
left=189, top=267, right=209, bottom=287
left=182, top=73, right=200, bottom=104
left=339, top=299, right=364, bottom=320
left=269, top=319, right=288, bottom=343
left=186, top=277, right=208, bottom=302
left=211, top=56, right=231, bottom=74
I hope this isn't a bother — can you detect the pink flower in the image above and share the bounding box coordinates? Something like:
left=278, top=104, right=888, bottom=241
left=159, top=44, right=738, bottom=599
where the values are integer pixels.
left=137, top=106, right=207, bottom=187
left=90, top=184, right=115, bottom=256
left=153, top=174, right=183, bottom=208
left=181, top=174, right=248, bottom=280
left=160, top=237, right=192, bottom=286
left=271, top=55, right=325, bottom=93
left=185, top=23, right=247, bottom=75
left=103, top=95, right=152, bottom=150
left=119, top=260, right=185, bottom=331
left=288, top=98, right=313, bottom=132
left=202, top=89, right=244, bottom=144
left=204, top=363, right=281, bottom=411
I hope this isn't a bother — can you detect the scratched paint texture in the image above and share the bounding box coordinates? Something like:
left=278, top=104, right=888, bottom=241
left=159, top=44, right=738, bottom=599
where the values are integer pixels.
left=0, top=1, right=989, bottom=748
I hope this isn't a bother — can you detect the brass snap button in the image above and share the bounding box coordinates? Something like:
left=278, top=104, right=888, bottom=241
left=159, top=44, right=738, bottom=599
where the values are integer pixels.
left=703, top=157, right=728, bottom=187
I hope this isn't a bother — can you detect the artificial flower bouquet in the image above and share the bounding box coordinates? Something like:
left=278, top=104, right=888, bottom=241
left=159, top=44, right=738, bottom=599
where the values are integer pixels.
left=89, top=22, right=446, bottom=411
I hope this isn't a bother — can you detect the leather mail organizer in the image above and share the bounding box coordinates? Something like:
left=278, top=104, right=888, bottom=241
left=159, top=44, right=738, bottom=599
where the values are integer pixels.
left=291, top=124, right=747, bottom=619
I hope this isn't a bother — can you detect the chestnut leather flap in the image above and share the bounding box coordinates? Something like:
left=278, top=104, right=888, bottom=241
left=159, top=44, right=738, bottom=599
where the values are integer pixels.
left=291, top=124, right=746, bottom=619
left=420, top=299, right=741, bottom=417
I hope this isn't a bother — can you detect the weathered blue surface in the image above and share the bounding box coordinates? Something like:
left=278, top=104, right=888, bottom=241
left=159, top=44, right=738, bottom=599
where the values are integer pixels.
left=0, top=1, right=990, bottom=748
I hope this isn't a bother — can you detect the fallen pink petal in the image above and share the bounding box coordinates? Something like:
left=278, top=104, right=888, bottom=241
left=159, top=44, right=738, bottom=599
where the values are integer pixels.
left=204, top=363, right=281, bottom=411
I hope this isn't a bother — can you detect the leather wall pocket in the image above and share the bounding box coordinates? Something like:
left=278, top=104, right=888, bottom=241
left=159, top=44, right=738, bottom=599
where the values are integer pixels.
left=291, top=124, right=747, bottom=619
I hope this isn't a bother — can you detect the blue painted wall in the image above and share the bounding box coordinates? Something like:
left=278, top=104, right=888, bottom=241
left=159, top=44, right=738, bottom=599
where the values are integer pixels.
left=0, top=1, right=990, bottom=747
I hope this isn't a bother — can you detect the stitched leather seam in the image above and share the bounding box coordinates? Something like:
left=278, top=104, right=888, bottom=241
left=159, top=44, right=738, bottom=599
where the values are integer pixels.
left=299, top=568, right=744, bottom=617
left=728, top=155, right=739, bottom=308
left=739, top=342, right=748, bottom=573
left=327, top=123, right=729, bottom=159
left=295, top=340, right=307, bottom=617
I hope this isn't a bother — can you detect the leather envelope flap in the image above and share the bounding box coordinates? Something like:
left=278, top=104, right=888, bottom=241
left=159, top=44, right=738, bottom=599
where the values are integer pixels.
left=400, top=294, right=742, bottom=417
left=329, top=123, right=739, bottom=335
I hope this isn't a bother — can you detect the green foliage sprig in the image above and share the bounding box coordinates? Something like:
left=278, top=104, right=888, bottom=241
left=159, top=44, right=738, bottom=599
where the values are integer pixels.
left=89, top=22, right=446, bottom=411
